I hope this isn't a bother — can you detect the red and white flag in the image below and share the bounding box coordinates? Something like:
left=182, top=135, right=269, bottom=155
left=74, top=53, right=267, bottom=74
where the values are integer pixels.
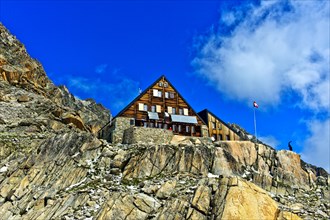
left=253, top=101, right=259, bottom=108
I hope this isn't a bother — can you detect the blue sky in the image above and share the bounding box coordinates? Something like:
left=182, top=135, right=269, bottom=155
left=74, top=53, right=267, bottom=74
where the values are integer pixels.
left=1, top=0, right=329, bottom=171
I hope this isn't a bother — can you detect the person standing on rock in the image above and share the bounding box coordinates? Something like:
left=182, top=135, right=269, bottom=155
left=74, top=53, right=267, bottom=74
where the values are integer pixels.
left=288, top=141, right=293, bottom=151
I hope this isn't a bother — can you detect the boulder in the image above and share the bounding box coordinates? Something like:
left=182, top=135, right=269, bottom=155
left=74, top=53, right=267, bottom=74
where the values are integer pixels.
left=219, top=177, right=301, bottom=220
left=61, top=112, right=86, bottom=131
left=156, top=180, right=177, bottom=199
left=191, top=185, right=211, bottom=214
left=17, top=94, right=30, bottom=102
left=277, top=150, right=310, bottom=188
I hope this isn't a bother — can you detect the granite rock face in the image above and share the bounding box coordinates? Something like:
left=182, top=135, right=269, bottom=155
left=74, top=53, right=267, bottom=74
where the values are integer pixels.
left=1, top=137, right=328, bottom=219
left=0, top=22, right=329, bottom=220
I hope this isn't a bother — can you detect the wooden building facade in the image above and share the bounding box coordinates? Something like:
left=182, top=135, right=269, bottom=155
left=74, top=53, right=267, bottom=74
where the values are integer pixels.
left=110, top=75, right=208, bottom=139
left=198, top=109, right=241, bottom=141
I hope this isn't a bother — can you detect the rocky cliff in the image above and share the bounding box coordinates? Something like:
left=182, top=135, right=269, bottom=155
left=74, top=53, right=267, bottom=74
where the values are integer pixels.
left=0, top=22, right=329, bottom=220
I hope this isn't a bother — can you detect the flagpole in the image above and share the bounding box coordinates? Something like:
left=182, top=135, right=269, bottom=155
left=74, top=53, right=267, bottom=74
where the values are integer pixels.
left=253, top=107, right=257, bottom=141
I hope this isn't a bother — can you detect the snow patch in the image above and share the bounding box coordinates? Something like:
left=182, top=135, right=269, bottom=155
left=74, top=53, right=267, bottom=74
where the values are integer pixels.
left=65, top=178, right=87, bottom=191
left=208, top=173, right=219, bottom=178
left=0, top=166, right=8, bottom=173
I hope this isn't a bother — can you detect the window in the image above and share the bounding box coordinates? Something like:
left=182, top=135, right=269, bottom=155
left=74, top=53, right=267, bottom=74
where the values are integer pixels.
left=164, top=124, right=168, bottom=129
left=164, top=82, right=168, bottom=88
left=138, top=103, right=144, bottom=111
left=170, top=92, right=175, bottom=98
left=165, top=92, right=169, bottom=98
left=158, top=123, right=162, bottom=128
left=191, top=126, right=195, bottom=133
left=218, top=123, right=222, bottom=130
left=156, top=105, right=161, bottom=113
left=179, top=108, right=183, bottom=115
left=219, top=134, right=223, bottom=140
left=178, top=125, right=182, bottom=132
left=153, top=89, right=162, bottom=97
left=144, top=104, right=148, bottom=111
left=150, top=122, right=154, bottom=128
left=153, top=89, right=158, bottom=96
left=151, top=105, right=156, bottom=112
left=172, top=125, right=176, bottom=132
left=226, top=135, right=230, bottom=140
left=159, top=82, right=163, bottom=87
left=212, top=122, right=216, bottom=129
left=130, top=119, right=135, bottom=126
left=167, top=106, right=173, bottom=113
left=186, top=126, right=190, bottom=133
left=183, top=108, right=189, bottom=116
left=172, top=108, right=176, bottom=114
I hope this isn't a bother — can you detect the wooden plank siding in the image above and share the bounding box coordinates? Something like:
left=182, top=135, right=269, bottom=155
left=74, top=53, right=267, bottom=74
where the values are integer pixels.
left=198, top=109, right=241, bottom=141
left=115, top=75, right=206, bottom=137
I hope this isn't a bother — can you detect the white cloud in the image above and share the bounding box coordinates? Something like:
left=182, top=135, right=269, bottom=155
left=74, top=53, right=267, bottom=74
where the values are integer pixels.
left=95, top=64, right=108, bottom=74
left=192, top=0, right=330, bottom=112
left=259, top=135, right=280, bottom=149
left=301, top=119, right=330, bottom=172
left=192, top=0, right=330, bottom=171
left=68, top=77, right=96, bottom=92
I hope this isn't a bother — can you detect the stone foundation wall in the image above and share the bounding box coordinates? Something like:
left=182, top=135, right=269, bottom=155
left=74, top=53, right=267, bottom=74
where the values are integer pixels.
left=98, top=123, right=112, bottom=141
left=123, top=127, right=173, bottom=144
left=110, top=117, right=134, bottom=144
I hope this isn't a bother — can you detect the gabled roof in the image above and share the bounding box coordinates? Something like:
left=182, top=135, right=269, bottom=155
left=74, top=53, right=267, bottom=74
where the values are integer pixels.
left=115, top=75, right=207, bottom=125
left=114, top=75, right=163, bottom=118
left=198, top=108, right=241, bottom=137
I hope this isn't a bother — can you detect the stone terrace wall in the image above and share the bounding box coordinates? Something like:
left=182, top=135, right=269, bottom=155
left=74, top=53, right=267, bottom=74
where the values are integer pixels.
left=123, top=127, right=173, bottom=144
left=201, top=125, right=209, bottom=137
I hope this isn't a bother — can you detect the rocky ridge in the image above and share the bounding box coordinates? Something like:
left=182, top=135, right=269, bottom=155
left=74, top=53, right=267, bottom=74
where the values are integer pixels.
left=0, top=23, right=110, bottom=133
left=0, top=22, right=329, bottom=219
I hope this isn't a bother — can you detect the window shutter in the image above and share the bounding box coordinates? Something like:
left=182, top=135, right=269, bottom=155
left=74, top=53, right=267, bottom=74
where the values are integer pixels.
left=156, top=105, right=161, bottom=113
left=138, top=103, right=144, bottom=111
left=167, top=106, right=172, bottom=113
left=183, top=108, right=189, bottom=115
left=172, top=108, right=176, bottom=114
